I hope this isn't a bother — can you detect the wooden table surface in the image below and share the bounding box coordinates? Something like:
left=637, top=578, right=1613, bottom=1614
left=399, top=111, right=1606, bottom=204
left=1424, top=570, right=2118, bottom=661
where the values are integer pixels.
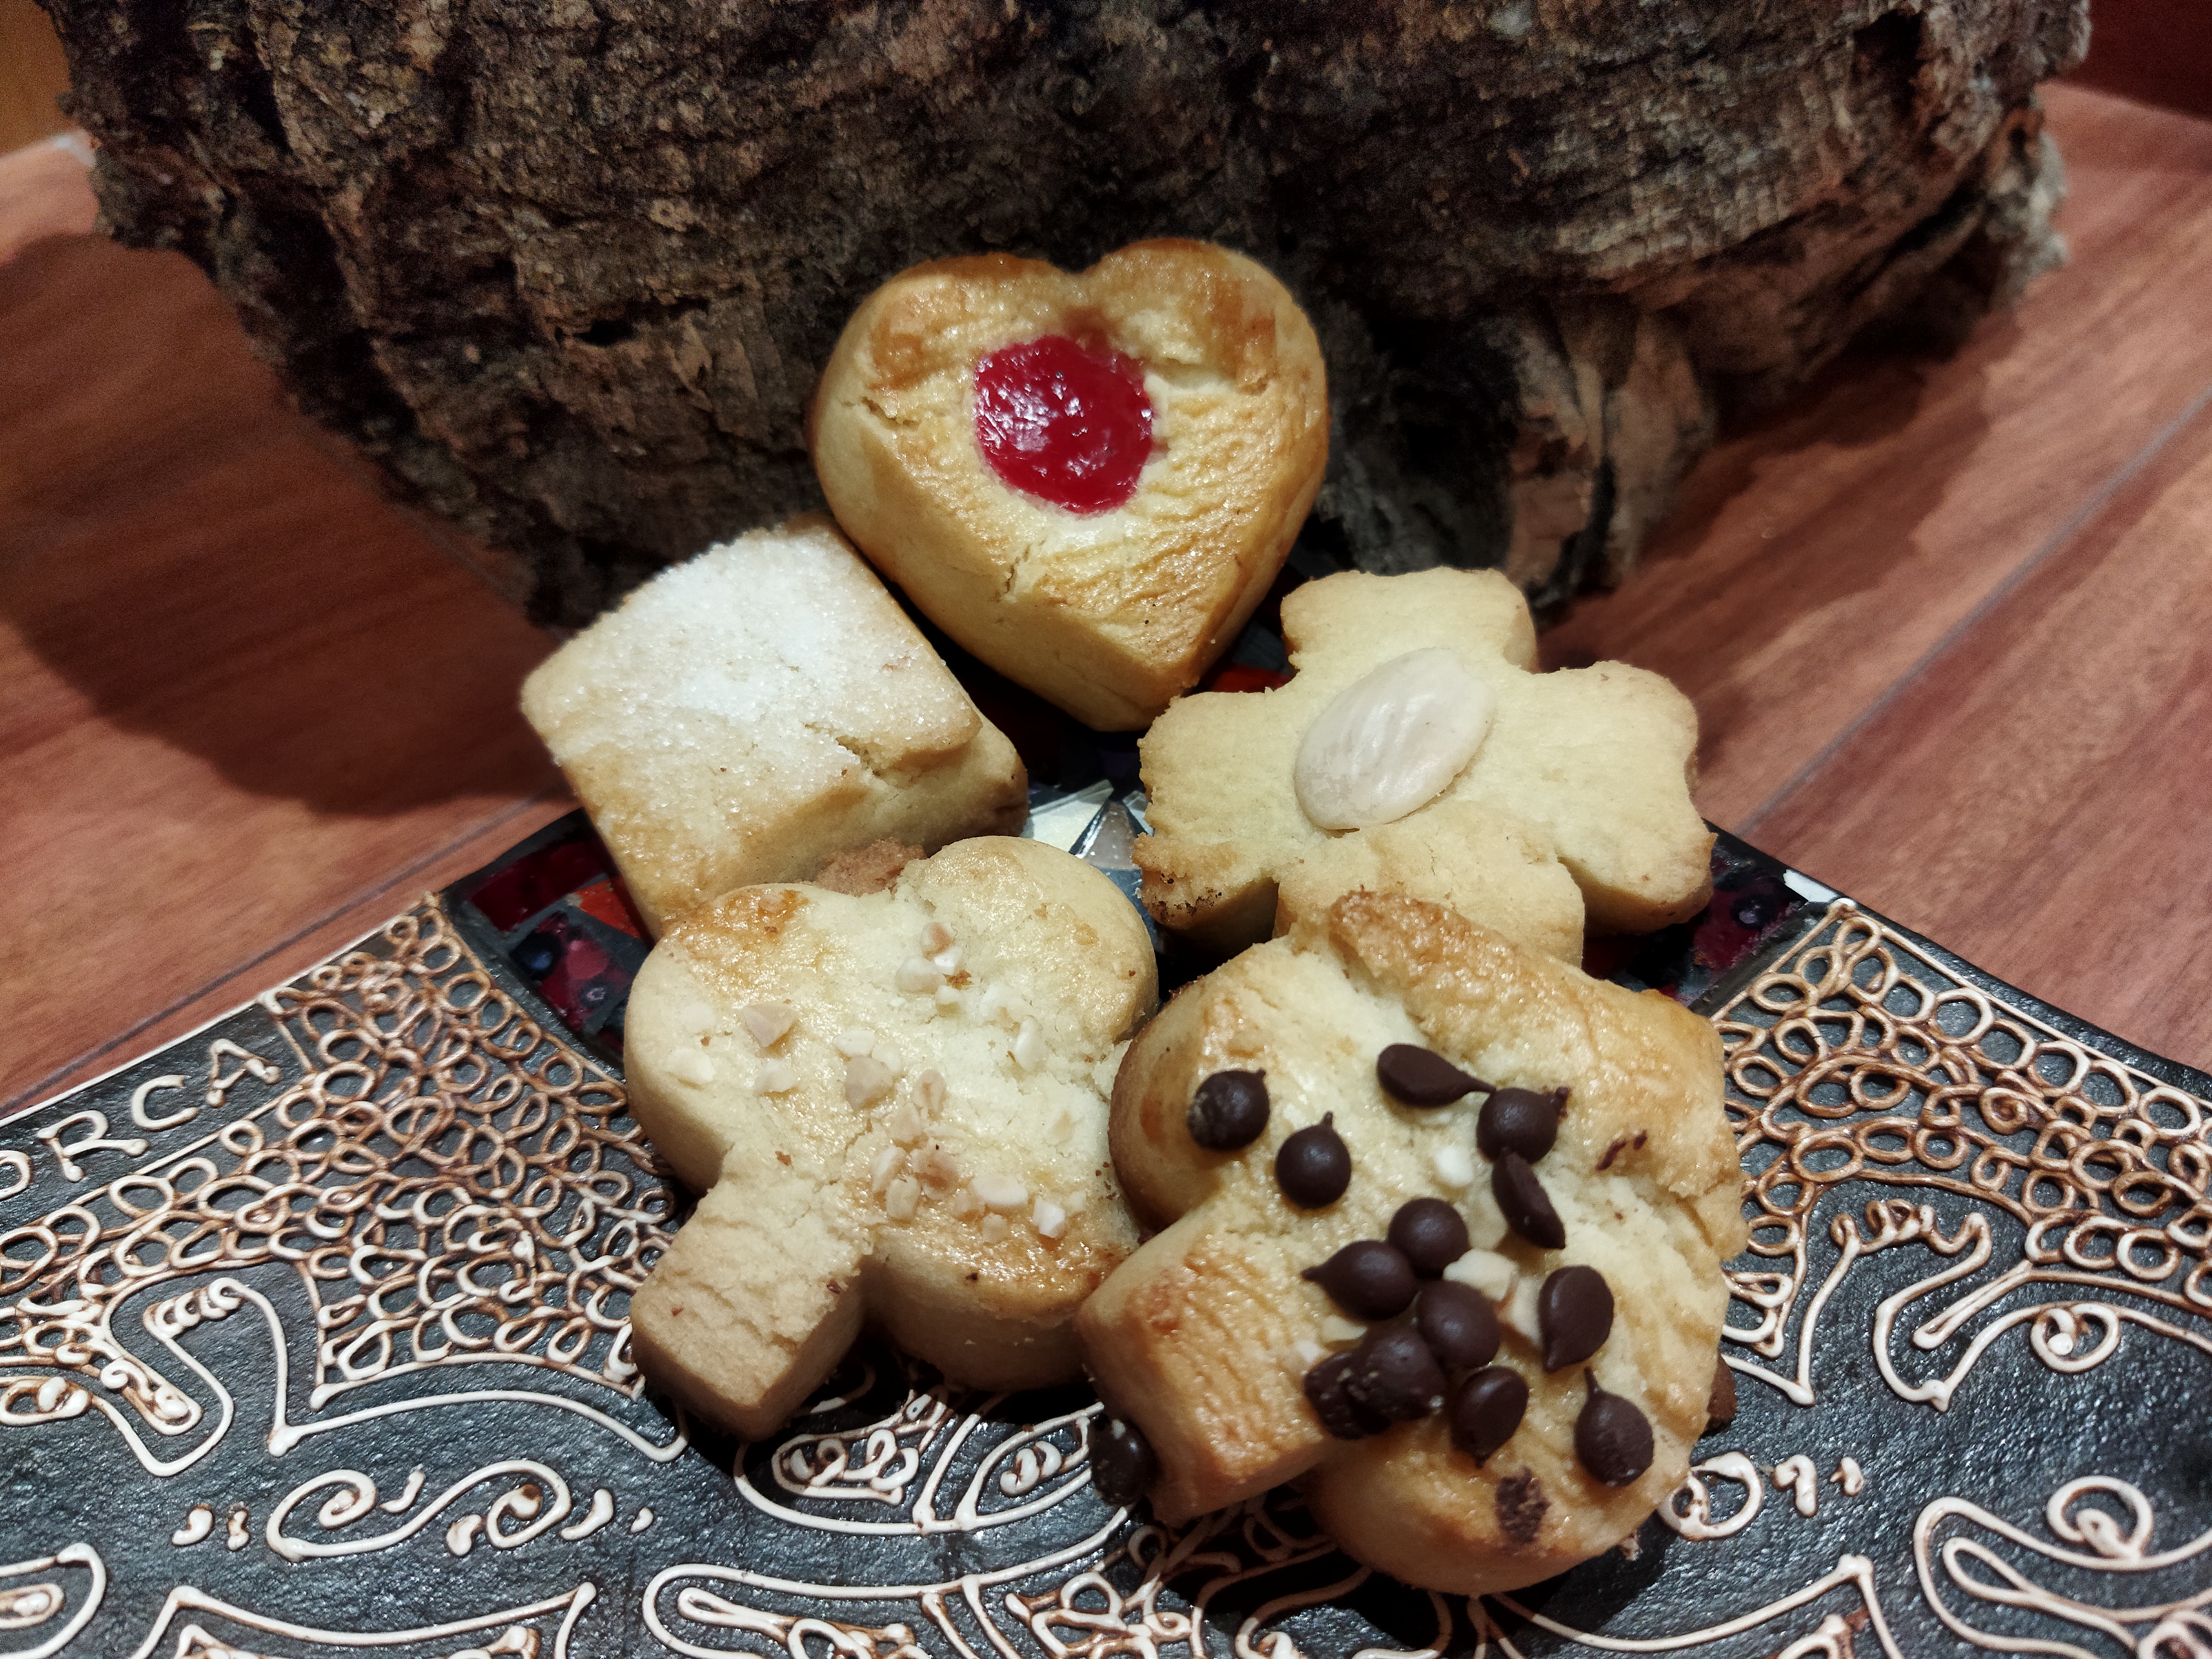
left=4, top=78, right=2210, bottom=1118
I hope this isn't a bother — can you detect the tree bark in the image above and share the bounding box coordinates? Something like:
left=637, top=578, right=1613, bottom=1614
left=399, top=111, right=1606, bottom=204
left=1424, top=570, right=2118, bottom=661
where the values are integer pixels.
left=41, top=0, right=2087, bottom=625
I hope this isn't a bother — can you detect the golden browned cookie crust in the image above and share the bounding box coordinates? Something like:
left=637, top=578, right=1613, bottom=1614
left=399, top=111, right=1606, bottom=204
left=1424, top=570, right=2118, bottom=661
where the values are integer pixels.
left=625, top=837, right=1156, bottom=1441
left=1078, top=891, right=1746, bottom=1595
left=810, top=241, right=1328, bottom=731
left=521, top=515, right=1026, bottom=936
left=1133, top=567, right=1712, bottom=955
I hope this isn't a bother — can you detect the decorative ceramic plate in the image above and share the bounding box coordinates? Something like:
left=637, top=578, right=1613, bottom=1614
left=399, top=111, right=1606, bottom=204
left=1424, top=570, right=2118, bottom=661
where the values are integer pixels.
left=6, top=559, right=2209, bottom=1659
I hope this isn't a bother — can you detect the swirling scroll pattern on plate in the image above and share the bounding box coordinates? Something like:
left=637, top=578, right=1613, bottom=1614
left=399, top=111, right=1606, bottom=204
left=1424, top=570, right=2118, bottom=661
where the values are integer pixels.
left=1710, top=901, right=2210, bottom=1411
left=0, top=902, right=679, bottom=1480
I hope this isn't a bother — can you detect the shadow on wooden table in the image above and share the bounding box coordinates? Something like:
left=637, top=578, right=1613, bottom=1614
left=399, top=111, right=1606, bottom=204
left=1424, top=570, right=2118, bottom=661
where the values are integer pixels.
left=0, top=231, right=555, bottom=816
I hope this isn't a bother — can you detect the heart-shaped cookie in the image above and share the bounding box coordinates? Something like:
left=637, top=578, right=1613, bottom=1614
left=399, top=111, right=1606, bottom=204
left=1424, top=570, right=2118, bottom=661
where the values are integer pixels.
left=810, top=240, right=1328, bottom=731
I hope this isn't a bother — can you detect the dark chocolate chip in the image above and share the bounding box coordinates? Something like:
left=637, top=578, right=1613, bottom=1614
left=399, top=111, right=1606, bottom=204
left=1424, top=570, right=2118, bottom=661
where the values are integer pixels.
left=1494, top=1467, right=1548, bottom=1542
left=1449, top=1365, right=1527, bottom=1462
left=1275, top=1114, right=1351, bottom=1208
left=1187, top=1070, right=1270, bottom=1151
left=1417, top=1281, right=1500, bottom=1371
left=1538, top=1265, right=1614, bottom=1371
left=1387, top=1197, right=1471, bottom=1277
left=1376, top=1044, right=1489, bottom=1107
left=1090, top=1416, right=1158, bottom=1507
left=1575, top=1372, right=1655, bottom=1486
left=1704, top=1358, right=1738, bottom=1435
left=1477, top=1087, right=1563, bottom=1162
left=1342, top=1325, right=1448, bottom=1423
left=1492, top=1151, right=1566, bottom=1249
left=1303, top=1352, right=1387, bottom=1441
left=1303, top=1240, right=1416, bottom=1321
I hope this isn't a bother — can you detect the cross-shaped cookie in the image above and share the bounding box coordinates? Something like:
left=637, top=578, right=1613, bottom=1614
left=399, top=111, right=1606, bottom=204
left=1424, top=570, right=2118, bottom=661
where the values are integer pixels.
left=624, top=837, right=1156, bottom=1439
left=1134, top=567, right=1712, bottom=954
left=1078, top=889, right=1745, bottom=1595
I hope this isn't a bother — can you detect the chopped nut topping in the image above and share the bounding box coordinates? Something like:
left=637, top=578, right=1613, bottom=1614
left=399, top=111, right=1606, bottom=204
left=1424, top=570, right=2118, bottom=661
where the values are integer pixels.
left=1444, top=1248, right=1516, bottom=1303
left=675, top=999, right=719, bottom=1039
left=914, top=1069, right=947, bottom=1113
left=972, top=1171, right=1027, bottom=1212
left=895, top=956, right=942, bottom=994
left=869, top=1145, right=906, bottom=1196
left=1500, top=1276, right=1543, bottom=1345
left=844, top=1056, right=895, bottom=1108
left=1032, top=1197, right=1067, bottom=1239
left=754, top=1060, right=797, bottom=1095
left=834, top=1026, right=875, bottom=1058
left=980, top=982, right=1031, bottom=1028
left=1012, top=1020, right=1046, bottom=1073
left=1293, top=647, right=1496, bottom=831
left=1433, top=1142, right=1477, bottom=1188
left=885, top=1176, right=920, bottom=1220
left=874, top=1044, right=903, bottom=1078
left=886, top=1100, right=926, bottom=1146
left=932, top=985, right=962, bottom=1011
left=667, top=1050, right=714, bottom=1088
left=950, top=1185, right=985, bottom=1219
left=739, top=1002, right=797, bottom=1048
left=914, top=1146, right=962, bottom=1193
left=931, top=944, right=964, bottom=974
left=919, top=920, right=954, bottom=955
left=979, top=1213, right=1011, bottom=1243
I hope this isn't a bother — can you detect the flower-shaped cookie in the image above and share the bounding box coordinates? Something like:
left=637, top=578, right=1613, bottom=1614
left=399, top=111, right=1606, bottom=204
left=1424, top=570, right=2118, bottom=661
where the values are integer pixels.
left=810, top=240, right=1328, bottom=731
left=1134, top=567, right=1713, bottom=954
left=625, top=837, right=1156, bottom=1439
left=1078, top=890, right=1745, bottom=1595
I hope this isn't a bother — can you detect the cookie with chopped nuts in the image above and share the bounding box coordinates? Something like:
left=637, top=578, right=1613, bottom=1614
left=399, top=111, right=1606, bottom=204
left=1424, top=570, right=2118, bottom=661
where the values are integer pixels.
left=1133, top=567, right=1710, bottom=955
left=1077, top=890, right=1745, bottom=1596
left=624, top=836, right=1156, bottom=1440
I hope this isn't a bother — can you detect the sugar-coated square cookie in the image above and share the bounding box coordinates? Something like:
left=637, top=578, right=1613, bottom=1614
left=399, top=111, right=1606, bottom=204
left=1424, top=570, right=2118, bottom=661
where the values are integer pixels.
left=624, top=837, right=1156, bottom=1440
left=810, top=241, right=1328, bottom=731
left=520, top=515, right=1026, bottom=935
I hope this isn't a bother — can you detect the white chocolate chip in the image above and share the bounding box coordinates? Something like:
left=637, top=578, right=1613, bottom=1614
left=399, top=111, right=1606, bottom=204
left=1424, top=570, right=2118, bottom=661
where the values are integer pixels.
left=843, top=1056, right=895, bottom=1108
left=754, top=1059, right=797, bottom=1095
left=1433, top=1142, right=1477, bottom=1188
left=919, top=920, right=954, bottom=955
left=1293, top=648, right=1495, bottom=831
left=739, top=1002, right=796, bottom=1048
left=834, top=1025, right=876, bottom=1058
left=914, top=1069, right=946, bottom=1113
left=1012, top=1020, right=1046, bottom=1073
left=972, top=1171, right=1027, bottom=1213
left=895, top=956, right=942, bottom=994
left=666, top=1050, right=714, bottom=1087
left=1319, top=1314, right=1366, bottom=1347
left=1292, top=1338, right=1327, bottom=1367
left=1443, top=1248, right=1516, bottom=1303
left=1032, top=1197, right=1067, bottom=1239
left=885, top=1176, right=920, bottom=1220
left=674, top=999, right=718, bottom=1039
left=886, top=1099, right=926, bottom=1146
left=978, top=1213, right=1011, bottom=1243
left=1501, top=1276, right=1543, bottom=1346
left=869, top=1145, right=906, bottom=1196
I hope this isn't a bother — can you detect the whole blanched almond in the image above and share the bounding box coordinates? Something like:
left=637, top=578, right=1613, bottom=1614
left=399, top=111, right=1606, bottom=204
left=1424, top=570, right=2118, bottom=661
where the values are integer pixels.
left=1293, top=649, right=1495, bottom=831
